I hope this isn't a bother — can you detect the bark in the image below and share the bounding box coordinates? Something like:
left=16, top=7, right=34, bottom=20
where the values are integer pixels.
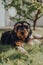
left=33, top=20, right=37, bottom=30
left=37, top=0, right=42, bottom=3
left=33, top=9, right=40, bottom=30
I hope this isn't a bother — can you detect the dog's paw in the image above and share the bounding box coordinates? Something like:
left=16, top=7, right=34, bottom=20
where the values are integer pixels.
left=17, top=46, right=28, bottom=55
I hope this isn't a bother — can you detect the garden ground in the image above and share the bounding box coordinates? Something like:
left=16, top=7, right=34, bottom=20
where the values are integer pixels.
left=0, top=27, right=43, bottom=65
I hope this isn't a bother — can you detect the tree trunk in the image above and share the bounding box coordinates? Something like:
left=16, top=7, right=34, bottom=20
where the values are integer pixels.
left=33, top=20, right=37, bottom=30
left=33, top=9, right=40, bottom=30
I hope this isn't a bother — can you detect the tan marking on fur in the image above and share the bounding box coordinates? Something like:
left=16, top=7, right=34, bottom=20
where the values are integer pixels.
left=15, top=24, right=21, bottom=28
left=17, top=29, right=28, bottom=40
left=23, top=23, right=28, bottom=26
left=16, top=41, right=23, bottom=46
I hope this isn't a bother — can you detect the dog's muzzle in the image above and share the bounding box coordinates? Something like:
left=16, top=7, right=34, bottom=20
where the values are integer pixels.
left=21, top=31, right=24, bottom=35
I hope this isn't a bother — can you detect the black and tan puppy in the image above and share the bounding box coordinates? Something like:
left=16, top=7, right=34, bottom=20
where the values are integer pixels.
left=1, top=21, right=32, bottom=46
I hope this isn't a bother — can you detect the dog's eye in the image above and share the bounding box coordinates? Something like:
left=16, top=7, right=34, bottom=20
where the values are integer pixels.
left=17, top=26, right=20, bottom=29
left=26, top=26, right=28, bottom=29
left=16, top=26, right=21, bottom=31
left=24, top=26, right=28, bottom=29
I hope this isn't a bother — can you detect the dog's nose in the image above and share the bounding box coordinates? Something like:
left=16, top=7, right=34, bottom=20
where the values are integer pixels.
left=21, top=32, right=24, bottom=35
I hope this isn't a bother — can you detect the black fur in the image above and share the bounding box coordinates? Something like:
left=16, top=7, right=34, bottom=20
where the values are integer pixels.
left=1, top=21, right=32, bottom=46
left=1, top=31, right=21, bottom=46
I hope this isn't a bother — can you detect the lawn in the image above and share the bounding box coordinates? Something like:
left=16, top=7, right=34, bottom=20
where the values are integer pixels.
left=0, top=27, right=43, bottom=65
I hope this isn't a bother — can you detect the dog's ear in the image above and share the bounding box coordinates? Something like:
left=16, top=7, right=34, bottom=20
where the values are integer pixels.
left=12, top=23, right=17, bottom=33
left=29, top=29, right=32, bottom=36
left=27, top=22, right=32, bottom=35
left=26, top=29, right=32, bottom=40
left=13, top=22, right=21, bottom=32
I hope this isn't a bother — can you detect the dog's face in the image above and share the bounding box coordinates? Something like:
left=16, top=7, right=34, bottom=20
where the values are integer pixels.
left=14, top=21, right=32, bottom=41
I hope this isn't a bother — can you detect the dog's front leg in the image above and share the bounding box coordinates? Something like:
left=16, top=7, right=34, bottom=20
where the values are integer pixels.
left=17, top=46, right=28, bottom=55
left=15, top=41, right=28, bottom=55
left=15, top=41, right=24, bottom=47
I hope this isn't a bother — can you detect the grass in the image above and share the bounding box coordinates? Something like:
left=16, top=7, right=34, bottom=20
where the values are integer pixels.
left=0, top=27, right=43, bottom=65
left=0, top=44, right=43, bottom=65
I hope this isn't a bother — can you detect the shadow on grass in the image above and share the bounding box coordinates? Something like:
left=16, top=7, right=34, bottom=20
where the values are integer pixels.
left=0, top=40, right=15, bottom=53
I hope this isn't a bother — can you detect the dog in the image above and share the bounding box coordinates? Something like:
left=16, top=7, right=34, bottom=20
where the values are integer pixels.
left=1, top=21, right=32, bottom=47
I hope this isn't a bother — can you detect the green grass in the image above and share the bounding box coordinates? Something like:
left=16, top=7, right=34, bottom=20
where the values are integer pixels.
left=0, top=28, right=43, bottom=65
left=0, top=44, right=43, bottom=65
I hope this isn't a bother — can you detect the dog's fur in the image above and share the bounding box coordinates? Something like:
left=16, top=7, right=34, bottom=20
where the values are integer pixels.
left=1, top=21, right=32, bottom=46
